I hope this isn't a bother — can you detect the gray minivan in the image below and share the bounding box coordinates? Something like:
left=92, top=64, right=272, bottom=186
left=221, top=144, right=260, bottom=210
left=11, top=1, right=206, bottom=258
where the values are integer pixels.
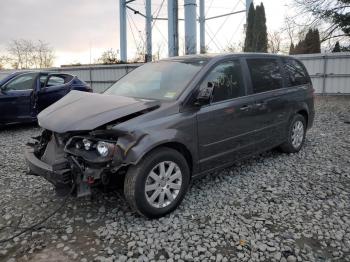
left=25, top=53, right=315, bottom=218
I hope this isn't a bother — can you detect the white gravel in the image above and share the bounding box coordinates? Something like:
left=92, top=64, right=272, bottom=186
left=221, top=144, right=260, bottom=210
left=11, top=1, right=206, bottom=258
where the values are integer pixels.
left=0, top=96, right=349, bottom=262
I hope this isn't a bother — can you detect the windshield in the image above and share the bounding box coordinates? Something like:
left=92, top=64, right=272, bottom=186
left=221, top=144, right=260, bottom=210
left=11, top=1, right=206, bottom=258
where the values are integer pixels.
left=104, top=60, right=206, bottom=100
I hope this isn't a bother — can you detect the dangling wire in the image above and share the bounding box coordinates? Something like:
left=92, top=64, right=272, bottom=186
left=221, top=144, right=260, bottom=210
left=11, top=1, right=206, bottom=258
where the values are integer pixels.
left=0, top=184, right=76, bottom=244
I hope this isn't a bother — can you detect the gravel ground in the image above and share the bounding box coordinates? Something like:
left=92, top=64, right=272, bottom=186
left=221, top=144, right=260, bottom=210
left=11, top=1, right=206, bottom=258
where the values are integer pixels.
left=0, top=96, right=349, bottom=262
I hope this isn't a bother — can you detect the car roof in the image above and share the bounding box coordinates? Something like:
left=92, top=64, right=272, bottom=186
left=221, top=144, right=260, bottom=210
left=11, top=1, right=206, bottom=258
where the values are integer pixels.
left=161, top=53, right=295, bottom=63
left=8, top=70, right=74, bottom=76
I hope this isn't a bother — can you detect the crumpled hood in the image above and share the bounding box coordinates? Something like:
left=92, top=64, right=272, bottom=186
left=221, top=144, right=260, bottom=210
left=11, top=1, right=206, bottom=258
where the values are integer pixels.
left=38, top=91, right=160, bottom=133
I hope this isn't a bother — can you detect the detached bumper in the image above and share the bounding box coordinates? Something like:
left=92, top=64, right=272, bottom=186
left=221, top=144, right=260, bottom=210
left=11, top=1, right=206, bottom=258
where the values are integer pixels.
left=25, top=146, right=71, bottom=187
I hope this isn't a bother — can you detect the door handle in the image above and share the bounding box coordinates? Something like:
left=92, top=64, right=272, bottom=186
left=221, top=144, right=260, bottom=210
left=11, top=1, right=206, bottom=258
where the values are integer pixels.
left=240, top=105, right=252, bottom=111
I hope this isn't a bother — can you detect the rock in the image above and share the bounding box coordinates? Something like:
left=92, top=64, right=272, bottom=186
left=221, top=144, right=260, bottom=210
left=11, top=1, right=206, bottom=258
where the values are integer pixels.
left=287, top=255, right=297, bottom=262
left=66, top=226, right=73, bottom=234
left=57, top=243, right=65, bottom=249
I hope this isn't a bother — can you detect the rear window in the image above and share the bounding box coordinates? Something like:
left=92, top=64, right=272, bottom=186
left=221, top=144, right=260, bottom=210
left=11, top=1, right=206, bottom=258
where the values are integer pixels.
left=246, top=58, right=283, bottom=93
left=283, top=59, right=310, bottom=87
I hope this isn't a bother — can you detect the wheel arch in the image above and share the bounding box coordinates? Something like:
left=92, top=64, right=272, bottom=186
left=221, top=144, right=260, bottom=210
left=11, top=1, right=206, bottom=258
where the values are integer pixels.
left=126, top=140, right=196, bottom=176
left=296, top=109, right=309, bottom=127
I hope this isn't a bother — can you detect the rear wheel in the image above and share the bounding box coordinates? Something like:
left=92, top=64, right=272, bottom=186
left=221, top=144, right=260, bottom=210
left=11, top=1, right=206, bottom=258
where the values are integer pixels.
left=279, top=114, right=306, bottom=153
left=124, top=147, right=190, bottom=218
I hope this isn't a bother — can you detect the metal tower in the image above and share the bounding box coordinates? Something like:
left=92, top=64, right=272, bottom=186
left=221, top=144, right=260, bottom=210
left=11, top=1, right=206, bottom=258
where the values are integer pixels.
left=119, top=0, right=253, bottom=61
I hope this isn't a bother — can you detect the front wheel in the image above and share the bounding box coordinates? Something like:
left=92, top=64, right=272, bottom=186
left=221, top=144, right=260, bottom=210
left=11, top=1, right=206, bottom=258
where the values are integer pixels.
left=279, top=114, right=306, bottom=153
left=124, top=147, right=190, bottom=218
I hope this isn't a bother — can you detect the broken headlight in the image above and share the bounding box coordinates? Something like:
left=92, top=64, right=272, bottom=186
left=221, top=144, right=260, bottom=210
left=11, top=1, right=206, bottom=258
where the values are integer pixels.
left=65, top=136, right=119, bottom=163
left=96, top=141, right=112, bottom=157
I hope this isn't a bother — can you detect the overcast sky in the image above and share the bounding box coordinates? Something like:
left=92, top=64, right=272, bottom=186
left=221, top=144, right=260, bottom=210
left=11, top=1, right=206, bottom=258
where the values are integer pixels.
left=0, top=0, right=294, bottom=66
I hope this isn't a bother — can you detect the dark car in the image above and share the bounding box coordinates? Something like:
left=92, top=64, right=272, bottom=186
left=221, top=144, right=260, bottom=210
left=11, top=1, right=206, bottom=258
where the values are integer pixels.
left=25, top=53, right=315, bottom=218
left=0, top=71, right=92, bottom=126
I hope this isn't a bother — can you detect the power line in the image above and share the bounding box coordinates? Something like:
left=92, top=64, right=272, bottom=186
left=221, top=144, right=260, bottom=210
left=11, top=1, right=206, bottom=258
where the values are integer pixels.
left=206, top=24, right=224, bottom=51
left=207, top=0, right=241, bottom=46
left=153, top=23, right=168, bottom=44
left=127, top=11, right=145, bottom=54
left=228, top=15, right=245, bottom=45
left=152, top=0, right=166, bottom=28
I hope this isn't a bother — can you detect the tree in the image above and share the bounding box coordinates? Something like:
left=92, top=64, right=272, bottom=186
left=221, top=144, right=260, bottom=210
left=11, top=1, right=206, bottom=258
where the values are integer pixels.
left=34, top=40, right=55, bottom=68
left=268, top=31, right=283, bottom=53
left=0, top=55, right=9, bottom=70
left=253, top=3, right=268, bottom=52
left=290, top=29, right=321, bottom=54
left=243, top=2, right=268, bottom=52
left=292, top=0, right=350, bottom=42
left=7, top=39, right=54, bottom=69
left=289, top=43, right=296, bottom=54
left=97, top=49, right=120, bottom=64
left=244, top=3, right=255, bottom=52
left=333, top=41, right=341, bottom=52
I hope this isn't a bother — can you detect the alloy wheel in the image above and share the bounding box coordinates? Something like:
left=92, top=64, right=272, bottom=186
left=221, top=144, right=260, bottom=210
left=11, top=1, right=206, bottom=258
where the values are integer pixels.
left=291, top=120, right=304, bottom=149
left=145, top=161, right=183, bottom=208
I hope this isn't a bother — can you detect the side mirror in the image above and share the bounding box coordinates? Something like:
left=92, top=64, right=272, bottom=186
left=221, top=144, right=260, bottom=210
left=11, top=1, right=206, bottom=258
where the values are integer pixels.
left=0, top=85, right=6, bottom=92
left=194, top=82, right=214, bottom=106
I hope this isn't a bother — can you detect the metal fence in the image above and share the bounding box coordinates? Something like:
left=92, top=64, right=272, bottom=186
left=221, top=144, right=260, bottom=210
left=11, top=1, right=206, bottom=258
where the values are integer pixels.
left=295, top=52, right=350, bottom=94
left=0, top=64, right=141, bottom=93
left=1, top=53, right=349, bottom=94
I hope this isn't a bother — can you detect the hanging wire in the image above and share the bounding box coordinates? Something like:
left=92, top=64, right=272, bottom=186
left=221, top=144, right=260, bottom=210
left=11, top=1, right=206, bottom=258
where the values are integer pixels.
left=228, top=16, right=246, bottom=45
left=205, top=0, right=215, bottom=16
left=152, top=0, right=166, bottom=29
left=127, top=11, right=145, bottom=54
left=128, top=10, right=146, bottom=44
left=153, top=23, right=168, bottom=44
left=206, top=0, right=241, bottom=46
left=206, top=24, right=224, bottom=51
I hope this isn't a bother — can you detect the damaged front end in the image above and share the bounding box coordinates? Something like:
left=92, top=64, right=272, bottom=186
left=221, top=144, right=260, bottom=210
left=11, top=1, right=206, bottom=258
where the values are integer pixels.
left=25, top=128, right=145, bottom=197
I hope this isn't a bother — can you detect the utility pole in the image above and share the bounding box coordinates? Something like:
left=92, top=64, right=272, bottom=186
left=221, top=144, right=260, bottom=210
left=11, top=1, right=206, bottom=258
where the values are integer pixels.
left=119, top=0, right=127, bottom=62
left=145, top=0, right=153, bottom=62
left=168, top=0, right=179, bottom=57
left=199, top=0, right=205, bottom=54
left=184, top=0, right=197, bottom=55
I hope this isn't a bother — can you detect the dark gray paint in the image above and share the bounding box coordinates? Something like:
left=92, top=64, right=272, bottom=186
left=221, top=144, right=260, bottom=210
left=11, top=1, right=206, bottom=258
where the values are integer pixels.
left=26, top=53, right=315, bottom=182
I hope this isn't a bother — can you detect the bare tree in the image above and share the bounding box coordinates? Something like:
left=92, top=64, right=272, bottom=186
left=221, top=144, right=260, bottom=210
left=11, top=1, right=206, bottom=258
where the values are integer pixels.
left=286, top=0, right=350, bottom=50
left=268, top=31, right=283, bottom=53
left=0, top=55, right=9, bottom=70
left=35, top=40, right=55, bottom=68
left=97, top=49, right=120, bottom=64
left=132, top=39, right=146, bottom=63
left=7, top=39, right=54, bottom=69
left=224, top=42, right=244, bottom=53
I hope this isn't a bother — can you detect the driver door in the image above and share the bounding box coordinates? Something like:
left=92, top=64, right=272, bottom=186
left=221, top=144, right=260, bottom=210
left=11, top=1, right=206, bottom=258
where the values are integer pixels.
left=0, top=72, right=38, bottom=124
left=196, top=60, right=257, bottom=171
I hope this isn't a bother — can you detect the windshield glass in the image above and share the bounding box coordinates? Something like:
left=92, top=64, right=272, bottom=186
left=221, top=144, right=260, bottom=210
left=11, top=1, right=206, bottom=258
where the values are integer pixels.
left=104, top=60, right=206, bottom=100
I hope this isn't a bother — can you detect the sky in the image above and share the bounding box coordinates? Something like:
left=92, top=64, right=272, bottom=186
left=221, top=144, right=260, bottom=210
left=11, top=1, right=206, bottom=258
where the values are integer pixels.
left=0, top=0, right=294, bottom=67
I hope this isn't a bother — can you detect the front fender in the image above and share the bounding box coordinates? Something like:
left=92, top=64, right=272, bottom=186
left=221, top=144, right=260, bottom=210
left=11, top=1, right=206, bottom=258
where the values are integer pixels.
left=118, top=128, right=197, bottom=168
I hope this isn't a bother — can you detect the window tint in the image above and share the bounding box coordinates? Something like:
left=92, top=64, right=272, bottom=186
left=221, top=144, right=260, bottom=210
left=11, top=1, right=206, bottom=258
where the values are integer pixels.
left=200, top=60, right=245, bottom=103
left=283, top=59, right=310, bottom=87
left=46, top=76, right=65, bottom=87
left=4, top=73, right=37, bottom=91
left=247, top=58, right=283, bottom=93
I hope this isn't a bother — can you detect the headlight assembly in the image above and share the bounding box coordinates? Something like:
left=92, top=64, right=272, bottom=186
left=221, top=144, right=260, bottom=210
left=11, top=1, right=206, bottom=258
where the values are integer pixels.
left=97, top=141, right=111, bottom=157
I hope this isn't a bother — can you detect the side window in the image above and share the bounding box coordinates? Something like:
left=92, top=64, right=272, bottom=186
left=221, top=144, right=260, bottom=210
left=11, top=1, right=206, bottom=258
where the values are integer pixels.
left=46, top=75, right=65, bottom=87
left=4, top=73, right=37, bottom=91
left=247, top=58, right=283, bottom=93
left=39, top=75, right=48, bottom=88
left=200, top=60, right=245, bottom=103
left=283, top=59, right=310, bottom=87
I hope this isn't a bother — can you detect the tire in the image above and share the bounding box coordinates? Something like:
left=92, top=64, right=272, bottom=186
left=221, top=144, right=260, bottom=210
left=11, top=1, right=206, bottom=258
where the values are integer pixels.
left=124, top=147, right=190, bottom=218
left=279, top=114, right=307, bottom=153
